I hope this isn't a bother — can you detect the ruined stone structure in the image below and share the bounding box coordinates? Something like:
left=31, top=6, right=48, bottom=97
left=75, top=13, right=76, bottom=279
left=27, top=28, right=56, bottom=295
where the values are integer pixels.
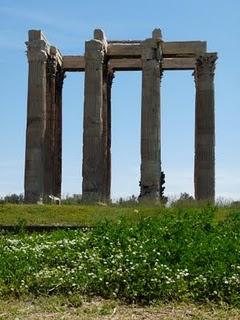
left=24, top=29, right=217, bottom=203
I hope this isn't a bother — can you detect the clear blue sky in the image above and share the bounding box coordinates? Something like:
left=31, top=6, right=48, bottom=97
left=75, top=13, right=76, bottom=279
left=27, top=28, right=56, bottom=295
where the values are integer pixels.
left=0, top=0, right=240, bottom=200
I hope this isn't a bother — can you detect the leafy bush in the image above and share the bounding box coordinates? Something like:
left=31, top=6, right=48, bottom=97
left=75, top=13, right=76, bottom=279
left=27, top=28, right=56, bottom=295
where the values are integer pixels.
left=0, top=207, right=240, bottom=305
left=3, top=194, right=24, bottom=204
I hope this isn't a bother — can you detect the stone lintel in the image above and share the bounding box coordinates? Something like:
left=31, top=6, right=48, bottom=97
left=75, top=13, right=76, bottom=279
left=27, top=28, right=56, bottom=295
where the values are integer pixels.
left=107, top=43, right=142, bottom=57
left=62, top=56, right=85, bottom=71
left=109, top=58, right=195, bottom=71
left=108, top=40, right=141, bottom=44
left=107, top=41, right=206, bottom=58
left=62, top=57, right=196, bottom=71
left=108, top=58, right=141, bottom=71
left=163, top=57, right=196, bottom=70
left=162, top=41, right=207, bottom=56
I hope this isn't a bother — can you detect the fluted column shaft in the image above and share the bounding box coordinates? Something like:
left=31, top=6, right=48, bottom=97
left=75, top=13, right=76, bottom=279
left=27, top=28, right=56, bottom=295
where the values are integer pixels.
left=24, top=32, right=49, bottom=203
left=45, top=47, right=64, bottom=198
left=194, top=53, right=217, bottom=201
left=82, top=37, right=107, bottom=201
left=140, top=39, right=162, bottom=200
left=102, top=68, right=114, bottom=201
left=54, top=67, right=64, bottom=197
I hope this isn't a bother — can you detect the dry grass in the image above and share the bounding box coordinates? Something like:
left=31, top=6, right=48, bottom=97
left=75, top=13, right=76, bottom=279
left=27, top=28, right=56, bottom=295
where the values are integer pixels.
left=0, top=296, right=239, bottom=320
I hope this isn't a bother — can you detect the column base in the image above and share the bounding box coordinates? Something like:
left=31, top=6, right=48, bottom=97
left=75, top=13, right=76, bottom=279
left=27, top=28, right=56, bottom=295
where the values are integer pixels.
left=24, top=191, right=43, bottom=204
left=139, top=184, right=160, bottom=201
left=82, top=191, right=109, bottom=203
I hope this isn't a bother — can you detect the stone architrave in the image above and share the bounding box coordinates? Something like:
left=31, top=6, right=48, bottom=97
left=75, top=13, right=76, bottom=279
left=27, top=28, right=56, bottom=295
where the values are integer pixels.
left=139, top=32, right=162, bottom=200
left=194, top=53, right=217, bottom=201
left=24, top=31, right=49, bottom=203
left=82, top=30, right=107, bottom=201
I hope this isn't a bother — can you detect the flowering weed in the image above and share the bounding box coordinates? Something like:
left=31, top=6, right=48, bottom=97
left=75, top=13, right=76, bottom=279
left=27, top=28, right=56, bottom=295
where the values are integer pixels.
left=0, top=208, right=240, bottom=305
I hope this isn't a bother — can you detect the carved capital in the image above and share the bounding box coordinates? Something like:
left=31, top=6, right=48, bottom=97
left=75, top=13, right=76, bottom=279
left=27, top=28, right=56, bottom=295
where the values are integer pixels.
left=26, top=39, right=49, bottom=62
left=85, top=40, right=105, bottom=63
left=195, top=53, right=217, bottom=79
left=47, top=55, right=58, bottom=78
left=141, top=38, right=162, bottom=61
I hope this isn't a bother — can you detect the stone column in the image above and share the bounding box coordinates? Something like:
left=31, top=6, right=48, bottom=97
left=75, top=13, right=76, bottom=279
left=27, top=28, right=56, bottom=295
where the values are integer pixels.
left=24, top=30, right=49, bottom=203
left=194, top=53, right=217, bottom=201
left=102, top=68, right=114, bottom=201
left=139, top=30, right=162, bottom=200
left=45, top=47, right=57, bottom=198
left=82, top=30, right=107, bottom=201
left=45, top=46, right=63, bottom=198
left=54, top=66, right=64, bottom=198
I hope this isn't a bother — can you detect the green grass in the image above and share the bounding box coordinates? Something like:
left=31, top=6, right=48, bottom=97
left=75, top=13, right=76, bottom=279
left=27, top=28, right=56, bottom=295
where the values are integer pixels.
left=0, top=207, right=240, bottom=305
left=0, top=203, right=234, bottom=226
left=0, top=204, right=164, bottom=226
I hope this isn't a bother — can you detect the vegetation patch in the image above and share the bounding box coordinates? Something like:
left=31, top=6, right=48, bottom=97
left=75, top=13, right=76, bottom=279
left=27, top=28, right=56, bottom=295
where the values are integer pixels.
left=0, top=203, right=233, bottom=227
left=0, top=204, right=165, bottom=226
left=0, top=207, right=240, bottom=306
left=0, top=297, right=240, bottom=320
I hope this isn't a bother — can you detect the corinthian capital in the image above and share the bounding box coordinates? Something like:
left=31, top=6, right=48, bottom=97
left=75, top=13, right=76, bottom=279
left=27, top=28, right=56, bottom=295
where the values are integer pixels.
left=47, top=55, right=57, bottom=78
left=26, top=39, right=49, bottom=62
left=195, top=53, right=217, bottom=78
left=85, top=40, right=105, bottom=63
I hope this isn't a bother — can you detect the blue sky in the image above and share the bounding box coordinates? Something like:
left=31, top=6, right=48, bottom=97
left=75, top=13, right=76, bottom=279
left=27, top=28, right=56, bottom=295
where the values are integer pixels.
left=0, top=0, right=240, bottom=200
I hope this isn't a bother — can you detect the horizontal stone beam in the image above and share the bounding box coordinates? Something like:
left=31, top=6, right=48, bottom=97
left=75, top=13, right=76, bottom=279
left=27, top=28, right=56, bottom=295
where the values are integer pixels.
left=62, top=56, right=85, bottom=71
left=108, top=40, right=141, bottom=43
left=62, top=56, right=202, bottom=72
left=107, top=41, right=206, bottom=58
left=106, top=58, right=196, bottom=71
left=163, top=57, right=196, bottom=70
left=162, top=41, right=207, bottom=56
left=107, top=43, right=141, bottom=57
left=109, top=58, right=141, bottom=71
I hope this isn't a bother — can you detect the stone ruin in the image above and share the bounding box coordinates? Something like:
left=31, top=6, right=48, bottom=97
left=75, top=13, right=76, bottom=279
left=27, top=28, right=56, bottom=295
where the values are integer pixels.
left=24, top=28, right=217, bottom=203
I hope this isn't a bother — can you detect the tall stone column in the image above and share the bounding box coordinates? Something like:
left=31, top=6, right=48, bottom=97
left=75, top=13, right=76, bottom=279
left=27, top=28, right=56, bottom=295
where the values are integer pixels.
left=102, top=68, right=114, bottom=201
left=24, top=31, right=49, bottom=203
left=194, top=53, right=217, bottom=201
left=45, top=47, right=57, bottom=198
left=45, top=46, right=63, bottom=198
left=139, top=30, right=162, bottom=200
left=82, top=30, right=107, bottom=201
left=54, top=66, right=64, bottom=197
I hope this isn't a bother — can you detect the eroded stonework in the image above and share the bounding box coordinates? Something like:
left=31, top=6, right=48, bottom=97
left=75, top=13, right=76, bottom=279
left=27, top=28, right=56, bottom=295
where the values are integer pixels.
left=24, top=29, right=217, bottom=203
